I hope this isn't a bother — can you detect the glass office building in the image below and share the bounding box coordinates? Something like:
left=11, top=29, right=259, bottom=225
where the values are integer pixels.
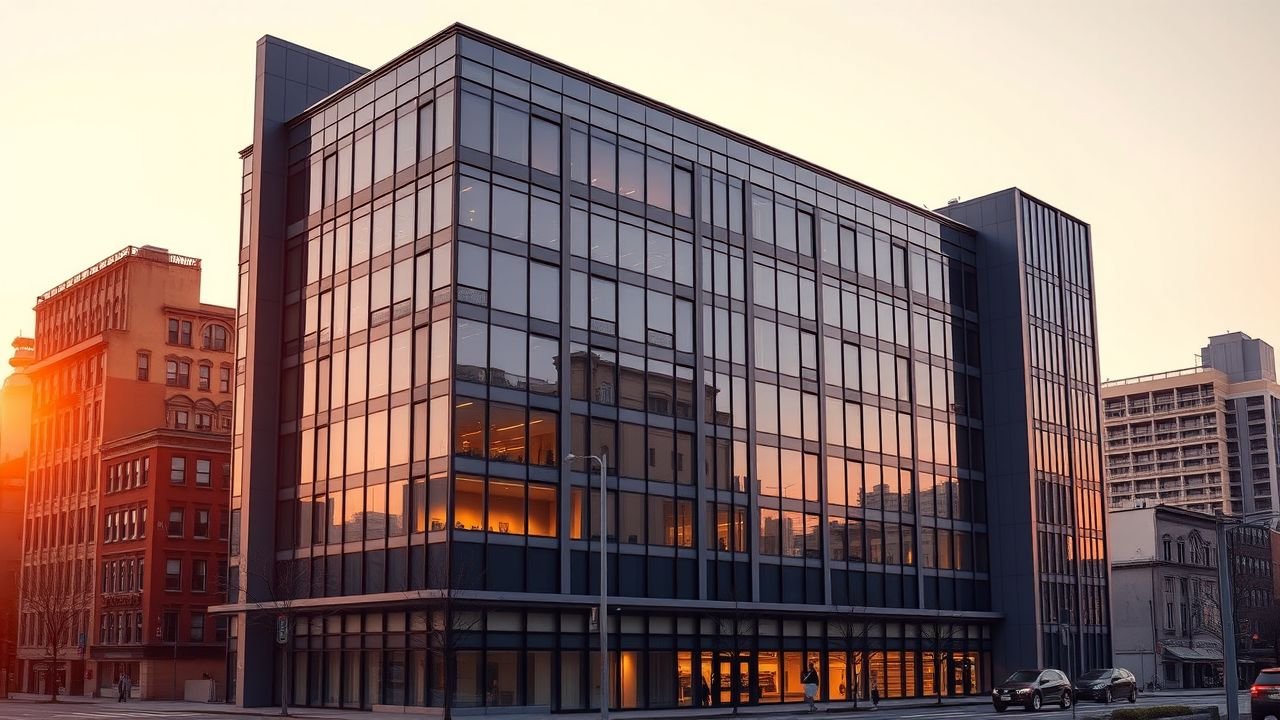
left=223, top=25, right=1110, bottom=711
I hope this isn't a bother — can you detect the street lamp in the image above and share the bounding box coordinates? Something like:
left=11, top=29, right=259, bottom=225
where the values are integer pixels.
left=1214, top=510, right=1280, bottom=720
left=567, top=452, right=609, bottom=720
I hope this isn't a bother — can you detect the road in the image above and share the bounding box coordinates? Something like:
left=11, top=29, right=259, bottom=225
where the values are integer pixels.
left=0, top=704, right=237, bottom=720
left=0, top=692, right=1253, bottom=720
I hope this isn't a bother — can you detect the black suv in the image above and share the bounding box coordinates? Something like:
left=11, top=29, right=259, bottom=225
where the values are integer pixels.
left=1251, top=668, right=1280, bottom=720
left=992, top=669, right=1073, bottom=712
left=1073, top=668, right=1138, bottom=703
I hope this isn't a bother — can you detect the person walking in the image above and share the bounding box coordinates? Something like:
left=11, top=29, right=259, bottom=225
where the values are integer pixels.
left=801, top=662, right=821, bottom=712
left=699, top=675, right=711, bottom=707
left=117, top=673, right=130, bottom=703
left=870, top=673, right=880, bottom=708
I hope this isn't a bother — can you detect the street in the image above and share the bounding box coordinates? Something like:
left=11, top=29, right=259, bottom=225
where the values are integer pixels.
left=0, top=692, right=1254, bottom=720
left=0, top=704, right=236, bottom=720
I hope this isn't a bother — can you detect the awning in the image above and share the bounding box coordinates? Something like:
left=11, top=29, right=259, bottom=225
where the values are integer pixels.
left=1163, top=646, right=1223, bottom=662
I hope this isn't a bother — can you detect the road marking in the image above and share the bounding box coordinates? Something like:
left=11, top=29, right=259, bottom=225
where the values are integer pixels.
left=65, top=707, right=186, bottom=712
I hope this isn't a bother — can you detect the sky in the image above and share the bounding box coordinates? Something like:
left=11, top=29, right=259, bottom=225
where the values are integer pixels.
left=1, top=0, right=1276, bottom=382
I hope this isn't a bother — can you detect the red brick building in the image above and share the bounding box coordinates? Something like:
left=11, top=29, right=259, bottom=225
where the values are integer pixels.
left=17, top=246, right=233, bottom=698
left=96, top=429, right=231, bottom=699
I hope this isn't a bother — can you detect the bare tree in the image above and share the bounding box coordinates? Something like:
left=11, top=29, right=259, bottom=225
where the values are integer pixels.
left=409, top=601, right=482, bottom=720
left=406, top=559, right=486, bottom=720
left=17, top=563, right=83, bottom=702
left=1254, top=602, right=1280, bottom=668
left=920, top=623, right=960, bottom=705
left=239, top=560, right=328, bottom=717
left=708, top=607, right=756, bottom=714
left=829, top=618, right=869, bottom=708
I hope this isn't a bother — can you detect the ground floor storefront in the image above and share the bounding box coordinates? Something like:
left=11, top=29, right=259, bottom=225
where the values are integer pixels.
left=243, top=606, right=994, bottom=712
left=17, top=658, right=84, bottom=697
left=91, top=648, right=226, bottom=700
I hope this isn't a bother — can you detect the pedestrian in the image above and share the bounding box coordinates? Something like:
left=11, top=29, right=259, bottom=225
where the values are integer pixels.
left=870, top=673, right=880, bottom=708
left=801, top=661, right=821, bottom=712
left=699, top=675, right=711, bottom=707
left=117, top=673, right=130, bottom=703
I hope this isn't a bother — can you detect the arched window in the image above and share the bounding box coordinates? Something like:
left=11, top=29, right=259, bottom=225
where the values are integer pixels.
left=1162, top=534, right=1172, bottom=561
left=203, top=324, right=229, bottom=352
left=1177, top=538, right=1186, bottom=564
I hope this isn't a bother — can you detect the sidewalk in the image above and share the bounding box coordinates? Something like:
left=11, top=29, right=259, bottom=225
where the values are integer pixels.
left=0, top=694, right=993, bottom=719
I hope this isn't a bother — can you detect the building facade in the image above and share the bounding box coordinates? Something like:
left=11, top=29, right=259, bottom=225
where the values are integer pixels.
left=16, top=246, right=234, bottom=698
left=0, top=337, right=34, bottom=694
left=1104, top=333, right=1280, bottom=515
left=1109, top=505, right=1274, bottom=689
left=223, top=25, right=1110, bottom=712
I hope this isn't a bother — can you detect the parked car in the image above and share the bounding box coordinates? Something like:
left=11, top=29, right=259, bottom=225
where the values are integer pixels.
left=1251, top=667, right=1280, bottom=720
left=992, top=669, right=1073, bottom=712
left=1073, top=668, right=1138, bottom=703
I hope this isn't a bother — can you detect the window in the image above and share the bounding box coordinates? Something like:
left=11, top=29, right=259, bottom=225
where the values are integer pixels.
left=192, top=559, right=207, bottom=592
left=164, top=560, right=182, bottom=591
left=219, top=367, right=230, bottom=393
left=196, top=413, right=212, bottom=432
left=166, top=360, right=190, bottom=387
left=174, top=410, right=188, bottom=429
left=190, top=613, right=205, bottom=641
left=168, top=508, right=184, bottom=537
left=170, top=457, right=186, bottom=484
left=203, top=324, right=229, bottom=351
left=168, top=319, right=193, bottom=346
left=136, top=352, right=150, bottom=381
left=196, top=459, right=211, bottom=486
left=198, top=365, right=211, bottom=391
left=162, top=609, right=178, bottom=640
left=194, top=509, right=210, bottom=538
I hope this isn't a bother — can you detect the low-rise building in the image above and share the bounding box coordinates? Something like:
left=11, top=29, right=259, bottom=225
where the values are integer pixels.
left=1110, top=504, right=1274, bottom=689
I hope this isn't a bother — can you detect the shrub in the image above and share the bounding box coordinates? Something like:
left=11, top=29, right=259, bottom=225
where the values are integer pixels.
left=1109, top=706, right=1196, bottom=720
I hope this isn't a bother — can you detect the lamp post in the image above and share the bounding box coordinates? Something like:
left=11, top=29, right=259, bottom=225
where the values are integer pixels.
left=567, top=453, right=609, bottom=720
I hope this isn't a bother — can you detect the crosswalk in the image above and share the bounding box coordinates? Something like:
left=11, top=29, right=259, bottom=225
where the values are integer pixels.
left=62, top=711, right=185, bottom=719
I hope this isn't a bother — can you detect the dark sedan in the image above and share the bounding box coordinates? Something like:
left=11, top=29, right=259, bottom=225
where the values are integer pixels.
left=1073, top=667, right=1137, bottom=703
left=992, top=668, right=1073, bottom=712
left=1251, top=667, right=1280, bottom=720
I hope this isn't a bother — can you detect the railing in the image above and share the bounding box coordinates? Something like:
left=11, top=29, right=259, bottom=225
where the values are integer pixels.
left=1103, top=367, right=1216, bottom=388
left=37, top=245, right=200, bottom=304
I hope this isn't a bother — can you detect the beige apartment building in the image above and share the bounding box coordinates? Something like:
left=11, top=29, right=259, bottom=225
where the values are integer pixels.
left=1103, top=333, right=1280, bottom=516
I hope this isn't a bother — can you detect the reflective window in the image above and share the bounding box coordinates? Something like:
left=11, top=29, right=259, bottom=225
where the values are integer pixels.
left=455, top=319, right=487, bottom=383
left=530, top=117, right=560, bottom=175
left=612, top=223, right=642, bottom=277
left=618, top=146, right=643, bottom=201
left=491, top=186, right=528, bottom=241
left=493, top=102, right=529, bottom=165
left=646, top=156, right=671, bottom=210
left=646, top=232, right=672, bottom=280
left=759, top=508, right=780, bottom=555
left=459, top=176, right=490, bottom=231
left=489, top=325, right=528, bottom=390
left=460, top=93, right=491, bottom=153
left=589, top=136, right=615, bottom=192
left=758, top=445, right=779, bottom=496
left=529, top=263, right=559, bottom=322
left=590, top=213, right=617, bottom=265
left=491, top=252, right=527, bottom=315
left=530, top=195, right=560, bottom=249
